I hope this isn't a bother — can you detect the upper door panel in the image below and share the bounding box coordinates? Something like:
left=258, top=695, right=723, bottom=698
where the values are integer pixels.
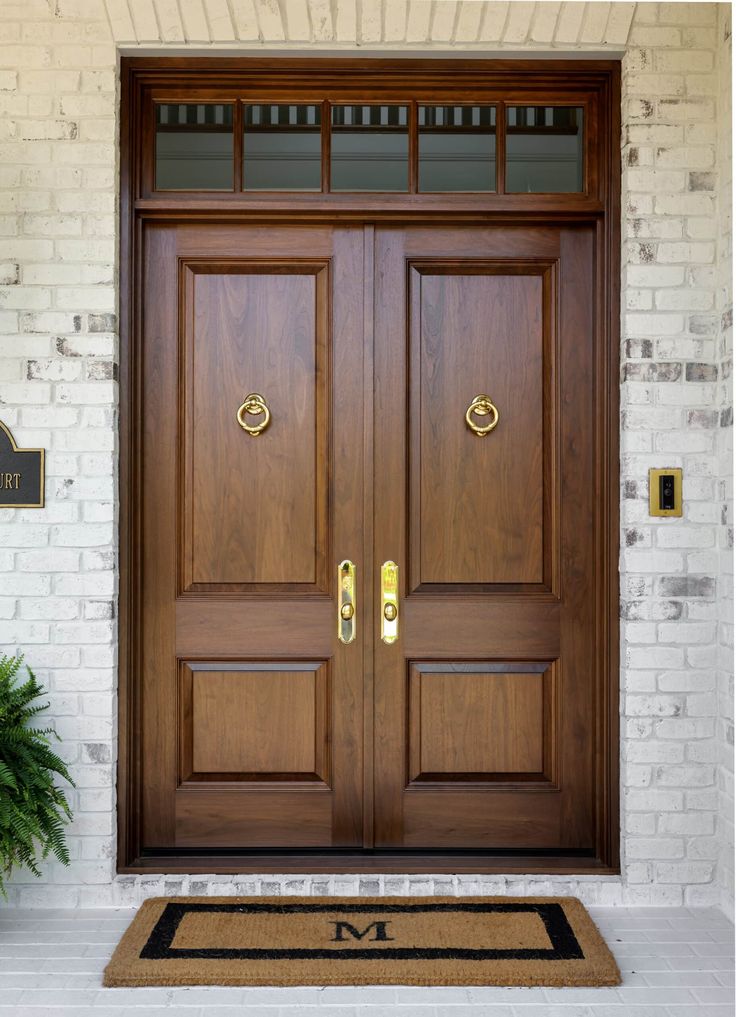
left=181, top=262, right=329, bottom=594
left=410, top=264, right=551, bottom=591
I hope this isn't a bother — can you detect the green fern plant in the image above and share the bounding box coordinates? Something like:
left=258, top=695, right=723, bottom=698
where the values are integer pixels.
left=0, top=655, right=74, bottom=897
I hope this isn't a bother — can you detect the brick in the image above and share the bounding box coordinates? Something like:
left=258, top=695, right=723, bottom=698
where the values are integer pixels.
left=656, top=288, right=714, bottom=310
left=627, top=789, right=684, bottom=811
left=627, top=837, right=685, bottom=858
left=654, top=861, right=714, bottom=883
left=626, top=740, right=685, bottom=763
left=627, top=645, right=686, bottom=669
left=626, top=694, right=684, bottom=717
left=658, top=241, right=715, bottom=263
left=655, top=717, right=717, bottom=739
left=659, top=812, right=715, bottom=835
left=56, top=382, right=115, bottom=404
left=0, top=381, right=51, bottom=403
left=658, top=98, right=715, bottom=121
left=656, top=146, right=715, bottom=170
left=23, top=214, right=82, bottom=237
left=656, top=49, right=715, bottom=72
left=656, top=526, right=716, bottom=548
left=17, top=548, right=79, bottom=572
left=626, top=312, right=685, bottom=335
left=625, top=264, right=685, bottom=287
left=626, top=168, right=686, bottom=192
left=629, top=74, right=687, bottom=97
left=20, top=311, right=81, bottom=332
left=628, top=26, right=682, bottom=47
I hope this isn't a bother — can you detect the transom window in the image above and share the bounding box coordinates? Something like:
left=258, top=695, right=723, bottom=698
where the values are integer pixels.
left=154, top=100, right=584, bottom=195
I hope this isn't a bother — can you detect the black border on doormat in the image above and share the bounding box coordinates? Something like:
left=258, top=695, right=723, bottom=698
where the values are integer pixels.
left=139, top=901, right=585, bottom=961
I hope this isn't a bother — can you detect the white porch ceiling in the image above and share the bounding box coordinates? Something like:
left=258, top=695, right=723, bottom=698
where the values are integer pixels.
left=105, top=0, right=638, bottom=49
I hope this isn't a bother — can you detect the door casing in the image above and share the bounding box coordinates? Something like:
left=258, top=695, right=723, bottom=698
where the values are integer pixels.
left=118, top=56, right=621, bottom=874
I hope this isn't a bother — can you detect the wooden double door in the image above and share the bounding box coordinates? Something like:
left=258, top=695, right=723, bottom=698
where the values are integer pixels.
left=138, top=220, right=602, bottom=859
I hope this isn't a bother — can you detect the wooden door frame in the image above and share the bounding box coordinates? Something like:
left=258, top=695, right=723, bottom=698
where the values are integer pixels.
left=118, top=57, right=621, bottom=875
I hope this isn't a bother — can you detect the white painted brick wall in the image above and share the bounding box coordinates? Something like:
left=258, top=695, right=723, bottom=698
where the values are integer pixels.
left=0, top=0, right=732, bottom=912
left=715, top=4, right=733, bottom=921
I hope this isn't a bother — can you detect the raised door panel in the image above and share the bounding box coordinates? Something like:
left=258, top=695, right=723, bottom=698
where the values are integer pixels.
left=180, top=661, right=328, bottom=784
left=181, top=263, right=329, bottom=593
left=410, top=265, right=551, bottom=590
left=408, top=662, right=556, bottom=783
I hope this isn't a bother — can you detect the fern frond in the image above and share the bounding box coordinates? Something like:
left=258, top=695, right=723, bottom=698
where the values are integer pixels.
left=0, top=656, right=75, bottom=898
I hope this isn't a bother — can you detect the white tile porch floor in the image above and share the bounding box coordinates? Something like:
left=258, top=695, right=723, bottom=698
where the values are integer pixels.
left=0, top=906, right=733, bottom=1016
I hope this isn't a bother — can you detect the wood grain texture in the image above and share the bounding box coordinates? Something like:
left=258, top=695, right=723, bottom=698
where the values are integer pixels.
left=183, top=265, right=327, bottom=588
left=192, top=671, right=316, bottom=774
left=140, top=225, right=178, bottom=848
left=183, top=663, right=327, bottom=780
left=175, top=791, right=333, bottom=848
left=410, top=669, right=544, bottom=779
left=413, top=267, right=545, bottom=586
left=401, top=791, right=562, bottom=849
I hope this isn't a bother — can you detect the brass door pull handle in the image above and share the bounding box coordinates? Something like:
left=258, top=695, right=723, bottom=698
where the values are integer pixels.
left=338, top=560, right=356, bottom=644
left=465, top=394, right=499, bottom=436
left=237, top=392, right=271, bottom=436
left=380, top=561, right=399, bottom=644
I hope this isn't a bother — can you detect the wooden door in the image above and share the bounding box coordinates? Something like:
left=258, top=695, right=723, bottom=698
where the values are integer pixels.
left=373, top=226, right=597, bottom=851
left=139, top=224, right=365, bottom=850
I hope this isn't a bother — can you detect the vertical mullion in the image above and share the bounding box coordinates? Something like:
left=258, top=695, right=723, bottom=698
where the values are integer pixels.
left=321, top=99, right=331, bottom=193
left=233, top=101, right=243, bottom=192
left=496, top=100, right=506, bottom=194
left=408, top=100, right=418, bottom=193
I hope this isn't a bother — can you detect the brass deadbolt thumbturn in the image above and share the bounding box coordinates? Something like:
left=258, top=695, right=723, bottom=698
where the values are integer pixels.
left=383, top=602, right=398, bottom=622
left=340, top=602, right=355, bottom=621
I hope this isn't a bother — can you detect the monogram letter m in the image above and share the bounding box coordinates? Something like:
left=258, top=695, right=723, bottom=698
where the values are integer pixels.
left=330, top=920, right=394, bottom=942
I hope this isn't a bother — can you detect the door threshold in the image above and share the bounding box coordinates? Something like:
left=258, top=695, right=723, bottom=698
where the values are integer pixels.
left=122, top=851, right=619, bottom=876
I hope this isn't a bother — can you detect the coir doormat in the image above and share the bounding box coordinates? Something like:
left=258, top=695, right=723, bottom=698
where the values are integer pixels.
left=103, top=895, right=620, bottom=987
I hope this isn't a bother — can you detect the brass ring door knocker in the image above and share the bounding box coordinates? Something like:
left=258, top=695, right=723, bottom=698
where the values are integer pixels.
left=236, top=392, right=271, bottom=436
left=465, top=394, right=499, bottom=436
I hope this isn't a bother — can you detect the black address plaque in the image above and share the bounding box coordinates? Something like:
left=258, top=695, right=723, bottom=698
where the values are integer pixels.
left=0, top=421, right=44, bottom=508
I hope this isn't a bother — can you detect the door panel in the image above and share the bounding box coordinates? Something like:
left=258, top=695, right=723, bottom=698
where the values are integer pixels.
left=407, top=663, right=551, bottom=782
left=180, top=661, right=329, bottom=782
left=374, top=226, right=594, bottom=851
left=140, top=225, right=365, bottom=851
left=182, top=264, right=329, bottom=591
left=411, top=266, right=547, bottom=588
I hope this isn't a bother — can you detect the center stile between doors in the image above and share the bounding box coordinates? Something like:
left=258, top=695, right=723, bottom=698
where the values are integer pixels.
left=118, top=58, right=621, bottom=874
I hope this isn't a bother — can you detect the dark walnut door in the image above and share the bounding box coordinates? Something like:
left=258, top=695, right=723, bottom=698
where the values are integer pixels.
left=373, top=226, right=597, bottom=850
left=137, top=221, right=601, bottom=857
left=139, top=224, right=365, bottom=849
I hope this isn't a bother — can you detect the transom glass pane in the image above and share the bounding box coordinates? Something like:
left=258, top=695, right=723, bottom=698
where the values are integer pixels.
left=155, top=103, right=234, bottom=190
left=418, top=106, right=496, bottom=192
left=505, top=106, right=584, bottom=193
left=330, top=105, right=409, bottom=192
left=243, top=104, right=322, bottom=191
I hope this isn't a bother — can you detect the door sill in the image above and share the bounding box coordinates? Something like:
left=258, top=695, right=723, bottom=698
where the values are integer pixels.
left=121, top=851, right=619, bottom=876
